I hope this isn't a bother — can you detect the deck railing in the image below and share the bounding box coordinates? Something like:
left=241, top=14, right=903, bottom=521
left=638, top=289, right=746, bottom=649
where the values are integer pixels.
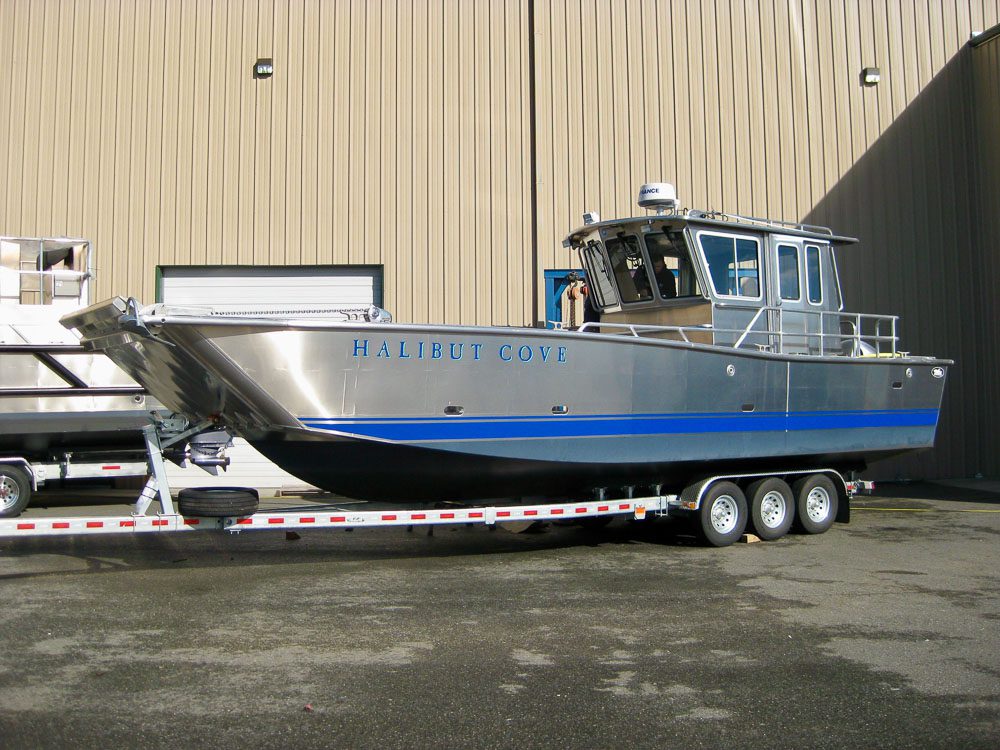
left=577, top=305, right=900, bottom=358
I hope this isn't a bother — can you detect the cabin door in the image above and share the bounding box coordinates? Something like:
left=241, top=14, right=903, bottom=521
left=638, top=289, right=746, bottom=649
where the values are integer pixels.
left=767, top=236, right=811, bottom=354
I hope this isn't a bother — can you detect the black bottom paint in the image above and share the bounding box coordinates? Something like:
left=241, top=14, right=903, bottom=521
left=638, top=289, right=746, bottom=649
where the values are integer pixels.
left=251, top=433, right=884, bottom=503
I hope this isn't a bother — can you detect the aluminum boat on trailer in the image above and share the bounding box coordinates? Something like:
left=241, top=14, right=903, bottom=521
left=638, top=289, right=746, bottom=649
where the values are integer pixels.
left=0, top=237, right=155, bottom=454
left=0, top=237, right=163, bottom=516
left=61, top=184, right=949, bottom=542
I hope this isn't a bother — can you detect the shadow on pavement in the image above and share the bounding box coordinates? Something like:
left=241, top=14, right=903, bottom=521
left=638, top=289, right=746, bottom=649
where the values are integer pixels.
left=869, top=480, right=1000, bottom=505
left=0, top=516, right=715, bottom=581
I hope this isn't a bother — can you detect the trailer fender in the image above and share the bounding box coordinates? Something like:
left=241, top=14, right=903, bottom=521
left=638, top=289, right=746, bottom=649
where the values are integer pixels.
left=679, top=468, right=851, bottom=523
left=0, top=457, right=36, bottom=489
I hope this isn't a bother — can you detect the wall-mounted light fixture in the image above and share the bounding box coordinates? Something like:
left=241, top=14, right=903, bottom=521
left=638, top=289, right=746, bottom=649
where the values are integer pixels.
left=253, top=58, right=274, bottom=80
left=861, top=66, right=880, bottom=86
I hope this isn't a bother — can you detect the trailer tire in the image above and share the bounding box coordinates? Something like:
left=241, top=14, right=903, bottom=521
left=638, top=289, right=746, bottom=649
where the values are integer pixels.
left=792, top=474, right=838, bottom=534
left=697, top=481, right=747, bottom=547
left=177, top=487, right=259, bottom=517
left=0, top=464, right=32, bottom=518
left=746, top=477, right=794, bottom=540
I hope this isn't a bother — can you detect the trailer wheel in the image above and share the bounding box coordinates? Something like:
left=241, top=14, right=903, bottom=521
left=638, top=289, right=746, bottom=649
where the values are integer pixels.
left=0, top=465, right=32, bottom=518
left=791, top=474, right=838, bottom=534
left=177, top=487, right=259, bottom=517
left=697, top=481, right=747, bottom=547
left=746, top=477, right=794, bottom=541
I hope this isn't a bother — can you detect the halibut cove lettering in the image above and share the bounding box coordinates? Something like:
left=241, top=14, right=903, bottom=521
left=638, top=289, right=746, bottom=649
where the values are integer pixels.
left=352, top=339, right=567, bottom=364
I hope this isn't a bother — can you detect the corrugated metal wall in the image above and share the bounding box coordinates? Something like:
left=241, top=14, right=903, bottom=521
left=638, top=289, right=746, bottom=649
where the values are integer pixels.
left=1, top=0, right=997, bottom=478
left=970, top=29, right=1000, bottom=478
left=533, top=1, right=1000, bottom=251
left=0, top=0, right=534, bottom=327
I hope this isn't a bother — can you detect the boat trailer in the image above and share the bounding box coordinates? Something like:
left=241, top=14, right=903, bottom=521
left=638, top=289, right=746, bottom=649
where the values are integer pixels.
left=0, top=414, right=873, bottom=543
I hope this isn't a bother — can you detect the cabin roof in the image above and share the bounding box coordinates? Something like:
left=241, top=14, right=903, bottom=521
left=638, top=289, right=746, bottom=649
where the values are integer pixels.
left=563, top=212, right=860, bottom=248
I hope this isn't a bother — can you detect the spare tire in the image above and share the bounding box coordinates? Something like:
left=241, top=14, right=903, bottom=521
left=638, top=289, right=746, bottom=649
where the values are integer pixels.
left=177, top=487, right=259, bottom=517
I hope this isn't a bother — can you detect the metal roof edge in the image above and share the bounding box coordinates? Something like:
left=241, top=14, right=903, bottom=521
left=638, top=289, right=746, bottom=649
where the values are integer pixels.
left=969, top=22, right=1000, bottom=48
left=563, top=214, right=859, bottom=246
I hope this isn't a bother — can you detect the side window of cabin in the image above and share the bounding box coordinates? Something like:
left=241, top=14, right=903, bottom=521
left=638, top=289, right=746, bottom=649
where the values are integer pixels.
left=643, top=231, right=703, bottom=299
left=699, top=233, right=761, bottom=299
left=604, top=235, right=653, bottom=304
left=806, top=245, right=823, bottom=304
left=580, top=240, right=619, bottom=309
left=777, top=244, right=801, bottom=301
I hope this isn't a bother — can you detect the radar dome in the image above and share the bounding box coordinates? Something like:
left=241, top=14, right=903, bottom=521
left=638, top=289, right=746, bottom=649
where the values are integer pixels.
left=637, top=183, right=679, bottom=212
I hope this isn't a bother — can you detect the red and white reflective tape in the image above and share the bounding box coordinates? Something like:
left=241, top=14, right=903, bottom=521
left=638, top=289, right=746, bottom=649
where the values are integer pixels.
left=0, top=497, right=667, bottom=538
left=223, top=498, right=663, bottom=531
left=0, top=515, right=221, bottom=537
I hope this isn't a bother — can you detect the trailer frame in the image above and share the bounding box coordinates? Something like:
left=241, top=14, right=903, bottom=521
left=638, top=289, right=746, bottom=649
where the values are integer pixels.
left=0, top=415, right=873, bottom=541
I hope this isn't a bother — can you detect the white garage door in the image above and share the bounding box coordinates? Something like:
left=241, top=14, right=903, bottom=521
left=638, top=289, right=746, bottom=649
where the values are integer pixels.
left=159, top=265, right=382, bottom=496
left=159, top=265, right=382, bottom=309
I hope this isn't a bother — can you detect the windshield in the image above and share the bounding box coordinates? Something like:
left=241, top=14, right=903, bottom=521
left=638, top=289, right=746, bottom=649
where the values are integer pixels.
left=604, top=234, right=653, bottom=304
left=580, top=240, right=619, bottom=308
left=643, top=230, right=703, bottom=299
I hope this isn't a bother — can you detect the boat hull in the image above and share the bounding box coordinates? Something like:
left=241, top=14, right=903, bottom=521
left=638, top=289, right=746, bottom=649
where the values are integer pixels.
left=0, top=348, right=157, bottom=460
left=0, top=408, right=154, bottom=458
left=250, top=430, right=909, bottom=502
left=64, top=299, right=950, bottom=501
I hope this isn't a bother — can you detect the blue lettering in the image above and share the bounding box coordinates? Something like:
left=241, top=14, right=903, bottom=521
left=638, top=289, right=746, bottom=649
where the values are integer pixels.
left=450, top=343, right=464, bottom=360
left=499, top=344, right=513, bottom=362
left=399, top=340, right=411, bottom=359
left=431, top=342, right=443, bottom=359
left=376, top=341, right=391, bottom=358
left=353, top=339, right=369, bottom=357
left=518, top=345, right=533, bottom=362
left=539, top=345, right=551, bottom=363
left=418, top=342, right=425, bottom=359
left=471, top=343, right=483, bottom=360
left=557, top=346, right=567, bottom=363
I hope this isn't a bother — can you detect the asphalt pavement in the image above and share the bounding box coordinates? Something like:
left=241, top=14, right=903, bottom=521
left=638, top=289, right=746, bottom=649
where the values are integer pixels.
left=0, top=482, right=997, bottom=749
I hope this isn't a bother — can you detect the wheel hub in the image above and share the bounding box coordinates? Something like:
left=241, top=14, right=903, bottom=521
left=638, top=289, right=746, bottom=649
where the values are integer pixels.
left=806, top=487, right=830, bottom=522
left=710, top=495, right=738, bottom=534
left=760, top=491, right=786, bottom=528
left=0, top=476, right=19, bottom=509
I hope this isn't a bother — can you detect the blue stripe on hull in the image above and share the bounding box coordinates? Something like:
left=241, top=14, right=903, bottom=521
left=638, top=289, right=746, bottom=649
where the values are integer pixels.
left=299, top=409, right=939, bottom=442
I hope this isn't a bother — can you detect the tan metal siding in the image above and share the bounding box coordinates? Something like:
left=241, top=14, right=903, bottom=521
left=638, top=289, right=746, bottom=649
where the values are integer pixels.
left=0, top=0, right=533, bottom=327
left=532, top=0, right=998, bottom=252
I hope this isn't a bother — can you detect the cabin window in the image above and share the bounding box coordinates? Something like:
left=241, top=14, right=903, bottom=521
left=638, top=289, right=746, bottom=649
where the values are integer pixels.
left=580, top=240, right=619, bottom=309
left=777, top=244, right=801, bottom=301
left=643, top=230, right=702, bottom=299
left=806, top=245, right=823, bottom=304
left=698, top=232, right=761, bottom=299
left=604, top=234, right=653, bottom=304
